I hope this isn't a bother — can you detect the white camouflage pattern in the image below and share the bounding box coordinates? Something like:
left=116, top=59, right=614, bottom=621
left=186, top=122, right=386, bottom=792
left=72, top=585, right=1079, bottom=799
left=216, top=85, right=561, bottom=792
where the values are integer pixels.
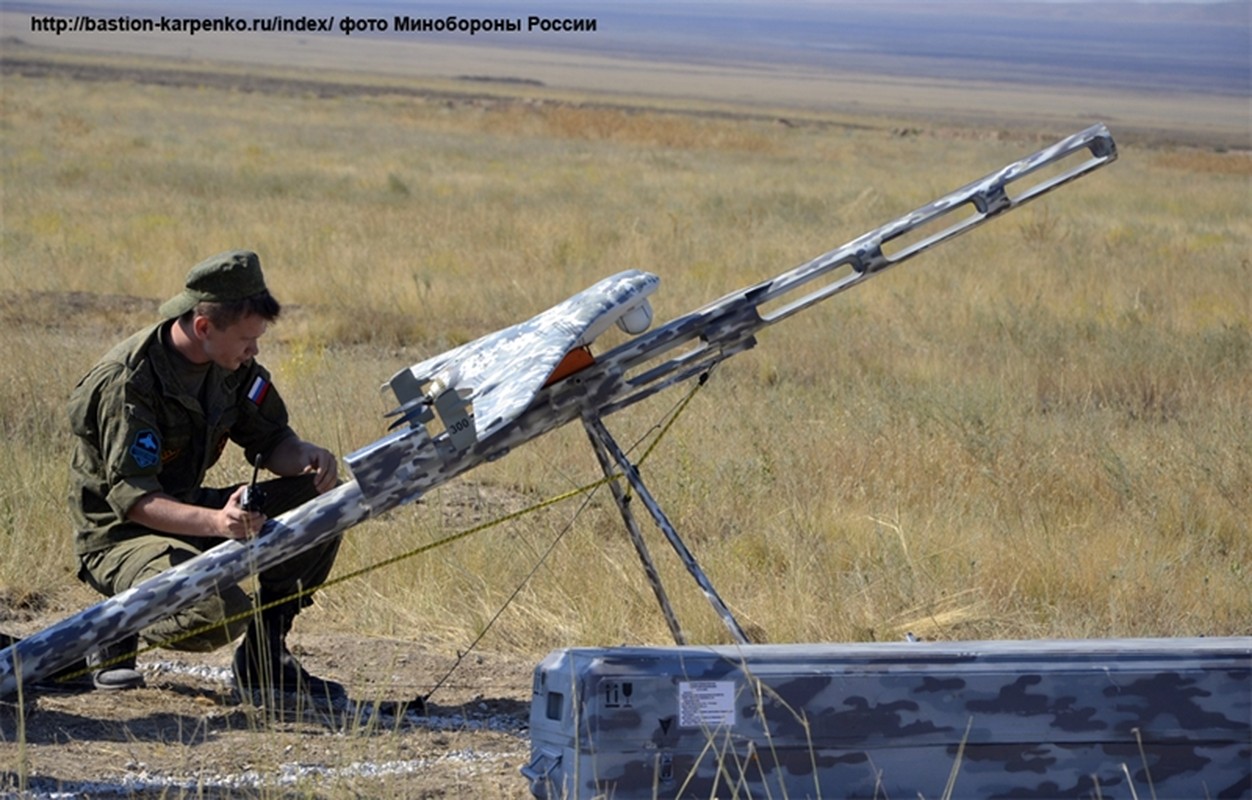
left=386, top=270, right=659, bottom=444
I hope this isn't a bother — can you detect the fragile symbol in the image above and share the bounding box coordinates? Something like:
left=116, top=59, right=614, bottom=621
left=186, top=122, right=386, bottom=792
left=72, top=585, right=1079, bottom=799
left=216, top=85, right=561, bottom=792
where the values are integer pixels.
left=603, top=680, right=633, bottom=708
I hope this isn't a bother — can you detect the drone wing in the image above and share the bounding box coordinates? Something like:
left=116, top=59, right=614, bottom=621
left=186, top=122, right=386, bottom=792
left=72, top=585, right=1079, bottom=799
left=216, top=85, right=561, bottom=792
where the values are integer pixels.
left=385, top=270, right=659, bottom=448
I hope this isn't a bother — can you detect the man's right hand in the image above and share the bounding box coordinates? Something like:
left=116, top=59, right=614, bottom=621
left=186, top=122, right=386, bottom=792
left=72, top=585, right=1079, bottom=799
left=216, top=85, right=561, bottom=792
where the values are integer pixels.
left=127, top=488, right=266, bottom=541
left=218, top=485, right=267, bottom=539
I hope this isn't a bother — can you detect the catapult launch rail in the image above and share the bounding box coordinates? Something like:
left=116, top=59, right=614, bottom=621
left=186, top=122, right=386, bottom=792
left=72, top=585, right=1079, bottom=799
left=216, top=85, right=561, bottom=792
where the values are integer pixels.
left=3, top=124, right=1117, bottom=699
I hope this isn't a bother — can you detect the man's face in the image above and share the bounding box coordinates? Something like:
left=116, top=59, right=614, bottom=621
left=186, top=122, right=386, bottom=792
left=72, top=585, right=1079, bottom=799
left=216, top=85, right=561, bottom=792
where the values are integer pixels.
left=201, top=313, right=268, bottom=370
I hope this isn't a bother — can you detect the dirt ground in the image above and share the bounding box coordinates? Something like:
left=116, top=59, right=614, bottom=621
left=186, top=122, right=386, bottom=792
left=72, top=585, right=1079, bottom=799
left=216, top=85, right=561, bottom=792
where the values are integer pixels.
left=2, top=624, right=539, bottom=798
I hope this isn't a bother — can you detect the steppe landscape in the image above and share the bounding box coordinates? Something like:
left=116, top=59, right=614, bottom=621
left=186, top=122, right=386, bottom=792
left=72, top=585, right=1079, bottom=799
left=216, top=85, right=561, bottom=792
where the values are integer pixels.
left=1, top=1, right=1248, bottom=796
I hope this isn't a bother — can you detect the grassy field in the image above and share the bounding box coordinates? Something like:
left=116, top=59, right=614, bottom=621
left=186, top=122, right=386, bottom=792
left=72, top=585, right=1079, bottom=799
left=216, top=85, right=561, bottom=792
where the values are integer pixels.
left=1, top=47, right=1248, bottom=663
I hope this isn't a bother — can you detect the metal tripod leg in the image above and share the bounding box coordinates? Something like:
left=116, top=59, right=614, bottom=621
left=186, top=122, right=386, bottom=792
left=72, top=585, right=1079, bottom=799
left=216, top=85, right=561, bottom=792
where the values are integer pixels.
left=585, top=421, right=687, bottom=645
left=584, top=416, right=749, bottom=645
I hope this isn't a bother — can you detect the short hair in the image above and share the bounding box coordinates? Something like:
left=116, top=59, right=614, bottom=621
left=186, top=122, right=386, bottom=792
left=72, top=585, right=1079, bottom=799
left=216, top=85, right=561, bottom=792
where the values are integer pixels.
left=184, top=291, right=281, bottom=329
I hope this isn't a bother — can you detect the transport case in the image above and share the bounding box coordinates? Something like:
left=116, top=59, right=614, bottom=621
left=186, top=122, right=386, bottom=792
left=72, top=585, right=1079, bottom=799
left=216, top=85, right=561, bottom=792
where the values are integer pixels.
left=522, top=638, right=1250, bottom=799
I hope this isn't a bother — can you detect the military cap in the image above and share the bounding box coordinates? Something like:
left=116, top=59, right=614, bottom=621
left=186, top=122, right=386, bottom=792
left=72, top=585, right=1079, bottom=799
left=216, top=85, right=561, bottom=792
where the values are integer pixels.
left=158, top=250, right=269, bottom=318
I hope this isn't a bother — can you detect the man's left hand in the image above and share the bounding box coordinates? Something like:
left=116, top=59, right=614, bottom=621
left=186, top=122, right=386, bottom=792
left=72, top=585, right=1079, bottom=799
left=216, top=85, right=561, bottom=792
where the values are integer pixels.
left=267, top=437, right=339, bottom=494
left=300, top=442, right=338, bottom=494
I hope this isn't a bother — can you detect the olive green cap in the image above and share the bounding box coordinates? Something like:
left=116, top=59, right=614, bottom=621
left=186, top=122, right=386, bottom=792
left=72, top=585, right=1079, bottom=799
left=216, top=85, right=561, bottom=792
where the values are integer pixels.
left=158, top=250, right=269, bottom=318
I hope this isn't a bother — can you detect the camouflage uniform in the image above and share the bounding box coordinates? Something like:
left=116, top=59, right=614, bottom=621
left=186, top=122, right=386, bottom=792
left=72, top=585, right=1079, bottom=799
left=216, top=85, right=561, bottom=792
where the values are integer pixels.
left=69, top=320, right=339, bottom=652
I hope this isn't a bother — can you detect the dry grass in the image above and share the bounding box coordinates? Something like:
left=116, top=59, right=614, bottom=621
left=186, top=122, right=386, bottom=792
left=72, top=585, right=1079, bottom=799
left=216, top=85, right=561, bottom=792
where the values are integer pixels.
left=1, top=51, right=1248, bottom=670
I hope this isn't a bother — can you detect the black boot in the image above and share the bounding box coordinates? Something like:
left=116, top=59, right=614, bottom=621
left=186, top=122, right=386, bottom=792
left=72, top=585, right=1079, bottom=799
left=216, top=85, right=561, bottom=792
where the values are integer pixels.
left=87, top=634, right=145, bottom=691
left=232, top=608, right=347, bottom=710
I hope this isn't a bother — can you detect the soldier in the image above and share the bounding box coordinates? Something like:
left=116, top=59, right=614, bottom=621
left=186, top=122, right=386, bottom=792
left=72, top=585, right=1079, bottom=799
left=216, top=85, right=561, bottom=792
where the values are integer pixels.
left=68, top=250, right=346, bottom=707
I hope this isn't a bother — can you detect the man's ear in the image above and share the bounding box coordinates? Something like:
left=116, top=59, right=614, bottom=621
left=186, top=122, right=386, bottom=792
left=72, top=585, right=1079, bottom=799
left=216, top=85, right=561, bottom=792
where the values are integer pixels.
left=191, top=313, right=213, bottom=340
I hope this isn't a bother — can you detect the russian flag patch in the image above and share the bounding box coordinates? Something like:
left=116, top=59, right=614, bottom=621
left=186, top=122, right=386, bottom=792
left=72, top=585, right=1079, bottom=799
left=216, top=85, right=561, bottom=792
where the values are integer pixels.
left=246, top=376, right=271, bottom=405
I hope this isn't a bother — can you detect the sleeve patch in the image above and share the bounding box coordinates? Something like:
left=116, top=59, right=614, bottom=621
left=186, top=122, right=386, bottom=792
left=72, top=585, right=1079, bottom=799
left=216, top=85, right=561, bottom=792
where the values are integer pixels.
left=246, top=376, right=271, bottom=405
left=128, top=428, right=161, bottom=470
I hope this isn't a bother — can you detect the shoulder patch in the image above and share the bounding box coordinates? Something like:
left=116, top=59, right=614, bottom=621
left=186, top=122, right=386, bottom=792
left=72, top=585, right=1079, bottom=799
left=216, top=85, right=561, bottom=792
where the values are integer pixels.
left=246, top=376, right=271, bottom=406
left=128, top=428, right=161, bottom=470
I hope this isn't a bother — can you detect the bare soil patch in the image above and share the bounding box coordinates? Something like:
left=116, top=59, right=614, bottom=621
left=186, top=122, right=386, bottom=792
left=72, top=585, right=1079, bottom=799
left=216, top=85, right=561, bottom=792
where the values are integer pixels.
left=3, top=628, right=536, bottom=798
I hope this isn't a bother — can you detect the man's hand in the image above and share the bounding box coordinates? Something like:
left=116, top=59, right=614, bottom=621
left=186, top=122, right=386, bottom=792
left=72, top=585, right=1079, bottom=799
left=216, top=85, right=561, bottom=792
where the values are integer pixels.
left=128, top=488, right=266, bottom=541
left=218, top=484, right=267, bottom=539
left=265, top=437, right=339, bottom=494
left=299, top=442, right=338, bottom=494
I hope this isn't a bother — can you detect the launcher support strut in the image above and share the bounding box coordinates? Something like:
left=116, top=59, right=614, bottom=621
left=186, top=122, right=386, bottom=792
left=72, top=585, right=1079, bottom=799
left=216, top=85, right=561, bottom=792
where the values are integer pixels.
left=584, top=420, right=687, bottom=645
left=584, top=416, right=750, bottom=645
